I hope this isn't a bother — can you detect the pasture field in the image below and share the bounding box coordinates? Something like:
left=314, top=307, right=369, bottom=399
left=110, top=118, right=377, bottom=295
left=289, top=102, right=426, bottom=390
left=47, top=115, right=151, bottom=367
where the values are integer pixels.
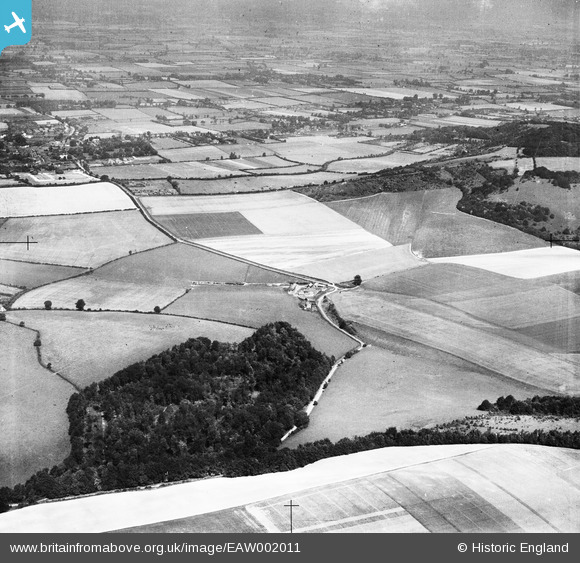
left=163, top=285, right=356, bottom=359
left=8, top=310, right=253, bottom=389
left=29, top=87, right=87, bottom=101
left=327, top=188, right=545, bottom=257
left=431, top=246, right=580, bottom=279
left=155, top=212, right=262, bottom=240
left=0, top=322, right=73, bottom=488
left=93, top=108, right=156, bottom=121
left=327, top=151, right=437, bottom=173
left=149, top=89, right=205, bottom=100
left=330, top=289, right=579, bottom=393
left=7, top=444, right=575, bottom=533
left=489, top=179, right=580, bottom=230
left=0, top=259, right=84, bottom=289
left=265, top=136, right=392, bottom=165
left=535, top=157, right=580, bottom=172
left=13, top=243, right=301, bottom=311
left=0, top=211, right=171, bottom=268
left=0, top=183, right=135, bottom=217
left=285, top=345, right=541, bottom=447
left=143, top=191, right=395, bottom=281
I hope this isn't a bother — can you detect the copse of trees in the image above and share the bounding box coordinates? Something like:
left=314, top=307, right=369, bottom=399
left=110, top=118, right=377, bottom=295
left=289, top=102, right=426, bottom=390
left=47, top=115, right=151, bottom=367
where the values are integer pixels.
left=478, top=395, right=580, bottom=417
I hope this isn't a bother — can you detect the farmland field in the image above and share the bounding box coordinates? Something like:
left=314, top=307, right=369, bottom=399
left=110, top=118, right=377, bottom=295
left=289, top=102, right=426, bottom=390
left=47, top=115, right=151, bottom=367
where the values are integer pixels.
left=0, top=259, right=84, bottom=289
left=177, top=172, right=353, bottom=194
left=157, top=145, right=231, bottom=162
left=327, top=188, right=546, bottom=257
left=163, top=285, right=356, bottom=358
left=284, top=344, right=553, bottom=447
left=365, top=263, right=580, bottom=350
left=0, top=322, right=73, bottom=488
left=0, top=183, right=135, bottom=217
left=326, top=151, right=438, bottom=173
left=143, top=191, right=396, bottom=281
left=12, top=243, right=301, bottom=311
left=96, top=162, right=251, bottom=180
left=154, top=212, right=262, bottom=240
left=7, top=310, right=253, bottom=388
left=0, top=210, right=172, bottom=268
left=329, top=288, right=579, bottom=393
left=4, top=444, right=577, bottom=533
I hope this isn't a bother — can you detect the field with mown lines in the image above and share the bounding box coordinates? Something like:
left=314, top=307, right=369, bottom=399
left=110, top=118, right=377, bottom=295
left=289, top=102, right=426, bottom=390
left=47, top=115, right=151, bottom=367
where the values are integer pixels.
left=11, top=445, right=574, bottom=533
left=326, top=151, right=438, bottom=173
left=431, top=246, right=580, bottom=279
left=143, top=191, right=394, bottom=281
left=0, top=322, right=73, bottom=488
left=327, top=188, right=545, bottom=257
left=0, top=182, right=135, bottom=217
left=0, top=259, right=84, bottom=289
left=330, top=289, right=579, bottom=393
left=284, top=345, right=541, bottom=447
left=12, top=243, right=301, bottom=311
left=163, top=285, right=356, bottom=359
left=7, top=311, right=253, bottom=388
left=0, top=211, right=171, bottom=268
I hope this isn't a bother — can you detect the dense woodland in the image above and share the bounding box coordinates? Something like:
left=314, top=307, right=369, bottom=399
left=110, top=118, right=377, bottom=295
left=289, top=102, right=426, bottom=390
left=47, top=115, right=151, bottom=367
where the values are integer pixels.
left=0, top=323, right=331, bottom=510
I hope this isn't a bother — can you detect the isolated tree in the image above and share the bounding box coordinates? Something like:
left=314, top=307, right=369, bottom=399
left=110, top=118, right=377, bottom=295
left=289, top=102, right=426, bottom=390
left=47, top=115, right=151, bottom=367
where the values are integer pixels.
left=353, top=275, right=362, bottom=286
left=75, top=299, right=86, bottom=311
left=153, top=305, right=161, bottom=314
left=0, top=313, right=5, bottom=322
left=44, top=300, right=52, bottom=310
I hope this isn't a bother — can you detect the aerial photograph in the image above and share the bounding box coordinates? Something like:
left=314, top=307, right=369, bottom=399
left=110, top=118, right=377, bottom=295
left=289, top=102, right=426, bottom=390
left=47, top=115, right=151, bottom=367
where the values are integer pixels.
left=0, top=0, right=579, bottom=536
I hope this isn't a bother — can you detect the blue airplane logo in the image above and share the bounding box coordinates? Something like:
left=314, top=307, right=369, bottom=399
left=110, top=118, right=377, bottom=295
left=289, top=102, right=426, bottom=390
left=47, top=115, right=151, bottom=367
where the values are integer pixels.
left=1, top=1, right=32, bottom=56
left=4, top=12, right=26, bottom=34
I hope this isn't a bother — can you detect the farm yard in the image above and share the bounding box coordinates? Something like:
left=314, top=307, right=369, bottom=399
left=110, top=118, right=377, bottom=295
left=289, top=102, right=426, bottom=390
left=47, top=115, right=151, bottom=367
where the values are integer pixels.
left=329, top=288, right=579, bottom=393
left=0, top=182, right=135, bottom=217
left=12, top=243, right=300, bottom=312
left=0, top=210, right=171, bottom=268
left=163, top=284, right=356, bottom=359
left=142, top=191, right=398, bottom=281
left=327, top=188, right=546, bottom=257
left=0, top=322, right=73, bottom=488
left=7, top=310, right=253, bottom=389
left=3, top=444, right=577, bottom=533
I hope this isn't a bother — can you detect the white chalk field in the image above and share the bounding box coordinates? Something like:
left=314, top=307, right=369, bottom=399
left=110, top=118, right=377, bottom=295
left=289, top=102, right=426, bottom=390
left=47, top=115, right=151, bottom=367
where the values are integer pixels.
left=430, top=246, right=580, bottom=279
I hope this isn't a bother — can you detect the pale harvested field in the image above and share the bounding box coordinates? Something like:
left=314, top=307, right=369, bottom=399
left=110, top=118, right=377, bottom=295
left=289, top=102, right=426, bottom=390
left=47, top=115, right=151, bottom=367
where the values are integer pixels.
left=330, top=289, right=579, bottom=393
left=0, top=211, right=171, bottom=268
left=327, top=188, right=545, bottom=257
left=431, top=246, right=580, bottom=279
left=13, top=243, right=300, bottom=311
left=97, top=162, right=250, bottom=180
left=0, top=322, right=73, bottom=488
left=144, top=191, right=395, bottom=281
left=535, top=157, right=580, bottom=172
left=0, top=183, right=135, bottom=217
left=163, top=285, right=356, bottom=359
left=4, top=444, right=577, bottom=533
left=150, top=137, right=191, bottom=151
left=8, top=310, right=253, bottom=388
left=285, top=346, right=541, bottom=446
left=157, top=146, right=231, bottom=162
left=327, top=151, right=437, bottom=173
left=0, top=259, right=83, bottom=289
